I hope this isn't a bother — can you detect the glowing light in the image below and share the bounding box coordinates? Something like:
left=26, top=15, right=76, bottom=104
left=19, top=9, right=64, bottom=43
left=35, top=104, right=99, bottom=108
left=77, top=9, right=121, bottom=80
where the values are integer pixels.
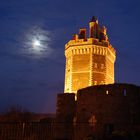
left=106, top=90, right=109, bottom=94
left=33, top=40, right=41, bottom=47
left=32, top=39, right=42, bottom=51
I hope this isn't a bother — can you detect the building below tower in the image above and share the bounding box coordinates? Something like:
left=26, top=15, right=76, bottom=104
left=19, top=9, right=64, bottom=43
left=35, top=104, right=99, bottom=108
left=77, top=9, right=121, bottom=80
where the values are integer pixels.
left=56, top=83, right=140, bottom=140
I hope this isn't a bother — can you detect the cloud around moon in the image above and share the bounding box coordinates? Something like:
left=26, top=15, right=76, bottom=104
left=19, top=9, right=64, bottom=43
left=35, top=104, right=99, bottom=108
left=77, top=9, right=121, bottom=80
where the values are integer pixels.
left=21, top=26, right=52, bottom=58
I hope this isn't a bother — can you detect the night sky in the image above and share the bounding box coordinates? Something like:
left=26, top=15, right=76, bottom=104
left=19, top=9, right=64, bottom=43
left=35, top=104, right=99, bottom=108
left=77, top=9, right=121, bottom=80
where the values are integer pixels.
left=0, top=0, right=140, bottom=113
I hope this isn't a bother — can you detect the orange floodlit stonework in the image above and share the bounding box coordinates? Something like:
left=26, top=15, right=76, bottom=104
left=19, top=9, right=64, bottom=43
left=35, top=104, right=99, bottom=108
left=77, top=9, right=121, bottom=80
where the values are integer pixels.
left=64, top=17, right=116, bottom=95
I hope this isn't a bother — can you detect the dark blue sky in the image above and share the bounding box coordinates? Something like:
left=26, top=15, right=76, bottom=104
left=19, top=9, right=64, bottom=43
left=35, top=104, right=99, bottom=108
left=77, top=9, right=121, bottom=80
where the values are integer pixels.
left=0, top=0, right=140, bottom=113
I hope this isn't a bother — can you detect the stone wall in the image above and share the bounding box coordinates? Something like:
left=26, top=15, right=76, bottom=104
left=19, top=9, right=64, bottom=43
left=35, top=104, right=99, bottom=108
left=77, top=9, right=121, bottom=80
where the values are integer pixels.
left=76, top=84, right=140, bottom=139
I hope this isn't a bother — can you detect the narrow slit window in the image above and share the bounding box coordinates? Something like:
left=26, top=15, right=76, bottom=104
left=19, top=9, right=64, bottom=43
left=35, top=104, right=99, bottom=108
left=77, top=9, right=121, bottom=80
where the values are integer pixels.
left=124, top=89, right=127, bottom=96
left=106, top=90, right=109, bottom=95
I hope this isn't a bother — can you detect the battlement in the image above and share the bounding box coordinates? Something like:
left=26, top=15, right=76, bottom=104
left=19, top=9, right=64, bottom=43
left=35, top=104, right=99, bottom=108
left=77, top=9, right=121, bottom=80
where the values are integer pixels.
left=65, top=38, right=109, bottom=48
left=65, top=43, right=116, bottom=63
left=65, top=37, right=116, bottom=56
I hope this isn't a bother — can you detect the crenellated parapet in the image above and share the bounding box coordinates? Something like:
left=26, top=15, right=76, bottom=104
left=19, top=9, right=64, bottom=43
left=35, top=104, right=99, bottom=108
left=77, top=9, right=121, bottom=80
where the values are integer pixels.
left=65, top=38, right=109, bottom=49
left=65, top=44, right=116, bottom=63
left=65, top=39, right=116, bottom=58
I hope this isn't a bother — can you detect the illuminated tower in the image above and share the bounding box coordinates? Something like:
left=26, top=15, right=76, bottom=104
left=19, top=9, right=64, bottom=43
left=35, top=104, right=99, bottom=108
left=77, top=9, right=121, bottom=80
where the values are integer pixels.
left=64, top=17, right=116, bottom=95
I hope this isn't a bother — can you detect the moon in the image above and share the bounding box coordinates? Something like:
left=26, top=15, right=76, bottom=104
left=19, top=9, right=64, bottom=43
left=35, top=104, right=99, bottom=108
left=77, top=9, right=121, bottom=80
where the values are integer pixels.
left=32, top=39, right=42, bottom=51
left=22, top=26, right=52, bottom=58
left=33, top=39, right=41, bottom=47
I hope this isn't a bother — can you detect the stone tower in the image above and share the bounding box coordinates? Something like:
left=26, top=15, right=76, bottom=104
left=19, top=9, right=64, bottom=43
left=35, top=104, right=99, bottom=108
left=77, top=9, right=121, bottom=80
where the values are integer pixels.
left=64, top=17, right=116, bottom=95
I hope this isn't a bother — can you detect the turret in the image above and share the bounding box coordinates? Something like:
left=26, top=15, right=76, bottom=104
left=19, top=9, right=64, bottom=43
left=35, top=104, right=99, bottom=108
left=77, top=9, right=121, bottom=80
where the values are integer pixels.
left=89, top=16, right=98, bottom=38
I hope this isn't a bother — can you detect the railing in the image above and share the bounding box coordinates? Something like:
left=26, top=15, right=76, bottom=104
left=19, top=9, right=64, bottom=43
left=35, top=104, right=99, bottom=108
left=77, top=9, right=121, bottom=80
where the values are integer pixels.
left=0, top=122, right=97, bottom=140
left=0, top=122, right=133, bottom=140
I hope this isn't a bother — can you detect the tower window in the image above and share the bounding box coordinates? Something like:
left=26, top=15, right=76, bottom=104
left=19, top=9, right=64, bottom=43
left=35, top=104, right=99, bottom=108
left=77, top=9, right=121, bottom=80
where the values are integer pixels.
left=101, top=64, right=104, bottom=69
left=123, top=89, right=127, bottom=96
left=101, top=81, right=104, bottom=84
left=78, top=49, right=80, bottom=54
left=106, top=90, right=109, bottom=94
left=94, top=81, right=97, bottom=85
left=89, top=115, right=97, bottom=126
left=94, top=63, right=97, bottom=68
